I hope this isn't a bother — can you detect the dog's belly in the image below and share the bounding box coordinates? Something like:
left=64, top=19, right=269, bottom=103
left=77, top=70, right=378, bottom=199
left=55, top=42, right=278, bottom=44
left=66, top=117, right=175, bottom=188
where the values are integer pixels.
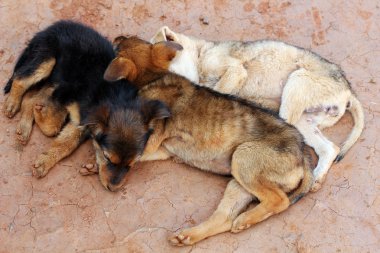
left=163, top=138, right=232, bottom=175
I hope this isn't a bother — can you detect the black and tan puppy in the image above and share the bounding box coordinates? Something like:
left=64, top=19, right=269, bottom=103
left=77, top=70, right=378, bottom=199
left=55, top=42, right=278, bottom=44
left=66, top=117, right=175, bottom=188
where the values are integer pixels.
left=3, top=21, right=171, bottom=190
left=103, top=36, right=314, bottom=245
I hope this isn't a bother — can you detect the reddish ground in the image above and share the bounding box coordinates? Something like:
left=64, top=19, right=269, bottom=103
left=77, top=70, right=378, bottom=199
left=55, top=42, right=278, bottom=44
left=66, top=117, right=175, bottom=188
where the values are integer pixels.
left=0, top=1, right=379, bottom=252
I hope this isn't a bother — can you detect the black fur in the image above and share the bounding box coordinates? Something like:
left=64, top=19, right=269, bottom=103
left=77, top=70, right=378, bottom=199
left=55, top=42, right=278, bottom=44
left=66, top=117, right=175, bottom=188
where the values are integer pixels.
left=5, top=20, right=140, bottom=118
left=6, top=20, right=149, bottom=187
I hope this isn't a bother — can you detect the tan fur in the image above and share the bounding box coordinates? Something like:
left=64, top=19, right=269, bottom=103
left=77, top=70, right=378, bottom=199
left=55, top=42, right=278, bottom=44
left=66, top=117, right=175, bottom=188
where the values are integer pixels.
left=16, top=86, right=67, bottom=144
left=140, top=74, right=312, bottom=245
left=33, top=121, right=84, bottom=178
left=32, top=102, right=84, bottom=178
left=66, top=103, right=81, bottom=125
left=105, top=37, right=314, bottom=245
left=3, top=58, right=56, bottom=118
left=150, top=27, right=365, bottom=189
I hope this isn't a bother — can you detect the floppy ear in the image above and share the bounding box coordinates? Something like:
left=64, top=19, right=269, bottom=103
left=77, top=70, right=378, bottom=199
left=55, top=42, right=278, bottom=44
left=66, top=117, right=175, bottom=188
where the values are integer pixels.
left=104, top=57, right=138, bottom=82
left=80, top=105, right=110, bottom=136
left=112, top=36, right=127, bottom=50
left=151, top=41, right=183, bottom=70
left=150, top=26, right=179, bottom=43
left=141, top=100, right=171, bottom=125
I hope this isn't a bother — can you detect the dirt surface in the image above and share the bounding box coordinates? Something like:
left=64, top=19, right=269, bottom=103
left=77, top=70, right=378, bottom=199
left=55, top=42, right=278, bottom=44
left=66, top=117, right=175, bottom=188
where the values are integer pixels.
left=0, top=1, right=379, bottom=252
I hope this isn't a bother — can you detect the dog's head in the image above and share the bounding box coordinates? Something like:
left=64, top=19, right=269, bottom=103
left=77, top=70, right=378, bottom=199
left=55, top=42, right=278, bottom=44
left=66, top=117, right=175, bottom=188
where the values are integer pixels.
left=104, top=36, right=183, bottom=84
left=82, top=99, right=170, bottom=191
left=150, top=26, right=200, bottom=83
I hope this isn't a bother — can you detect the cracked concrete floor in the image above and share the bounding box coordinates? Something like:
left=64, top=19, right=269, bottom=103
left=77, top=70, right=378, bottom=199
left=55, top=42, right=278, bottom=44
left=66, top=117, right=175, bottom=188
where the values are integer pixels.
left=0, top=0, right=379, bottom=252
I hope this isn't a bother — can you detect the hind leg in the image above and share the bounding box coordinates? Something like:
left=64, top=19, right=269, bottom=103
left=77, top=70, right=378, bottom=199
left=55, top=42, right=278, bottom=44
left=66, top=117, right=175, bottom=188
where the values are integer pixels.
left=231, top=182, right=289, bottom=233
left=170, top=179, right=253, bottom=246
left=230, top=142, right=298, bottom=232
left=4, top=58, right=55, bottom=118
left=16, top=90, right=38, bottom=144
left=34, top=95, right=68, bottom=137
left=279, top=68, right=349, bottom=125
left=295, top=116, right=340, bottom=191
left=214, top=65, right=248, bottom=95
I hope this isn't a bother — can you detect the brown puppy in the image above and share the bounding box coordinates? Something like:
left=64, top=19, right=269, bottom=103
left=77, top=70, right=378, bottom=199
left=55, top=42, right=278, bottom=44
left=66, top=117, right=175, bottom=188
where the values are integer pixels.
left=16, top=85, right=68, bottom=144
left=103, top=36, right=314, bottom=245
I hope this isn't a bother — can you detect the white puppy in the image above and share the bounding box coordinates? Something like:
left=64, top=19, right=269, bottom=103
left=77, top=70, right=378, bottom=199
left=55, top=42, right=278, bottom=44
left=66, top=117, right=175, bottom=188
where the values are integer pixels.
left=151, top=26, right=364, bottom=191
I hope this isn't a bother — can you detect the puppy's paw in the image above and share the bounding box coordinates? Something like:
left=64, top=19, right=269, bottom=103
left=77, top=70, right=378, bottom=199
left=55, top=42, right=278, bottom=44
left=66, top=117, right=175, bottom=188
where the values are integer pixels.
left=16, top=122, right=33, bottom=145
left=3, top=96, right=21, bottom=118
left=231, top=215, right=251, bottom=233
left=172, top=157, right=184, bottom=164
left=33, top=153, right=55, bottom=178
left=169, top=228, right=200, bottom=246
left=79, top=163, right=98, bottom=176
left=310, top=179, right=324, bottom=192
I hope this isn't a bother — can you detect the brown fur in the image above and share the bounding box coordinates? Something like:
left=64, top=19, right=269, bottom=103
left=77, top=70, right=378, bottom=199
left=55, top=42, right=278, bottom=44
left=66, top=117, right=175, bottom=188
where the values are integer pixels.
left=3, top=58, right=56, bottom=118
left=150, top=27, right=365, bottom=191
left=16, top=86, right=67, bottom=145
left=33, top=120, right=84, bottom=178
left=104, top=37, right=314, bottom=245
left=104, top=36, right=183, bottom=87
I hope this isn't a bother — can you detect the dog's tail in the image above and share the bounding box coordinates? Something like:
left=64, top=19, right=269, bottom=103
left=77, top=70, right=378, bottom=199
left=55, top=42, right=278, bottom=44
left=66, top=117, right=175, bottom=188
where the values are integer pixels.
left=334, top=94, right=365, bottom=162
left=288, top=150, right=314, bottom=205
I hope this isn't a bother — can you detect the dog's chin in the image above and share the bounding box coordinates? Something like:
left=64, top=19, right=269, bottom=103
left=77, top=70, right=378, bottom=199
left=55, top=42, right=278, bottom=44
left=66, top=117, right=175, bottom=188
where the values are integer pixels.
left=104, top=182, right=124, bottom=192
left=97, top=164, right=127, bottom=192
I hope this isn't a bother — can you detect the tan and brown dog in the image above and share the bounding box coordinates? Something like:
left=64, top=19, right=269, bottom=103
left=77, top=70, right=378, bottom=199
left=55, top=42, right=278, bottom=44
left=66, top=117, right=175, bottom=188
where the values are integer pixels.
left=151, top=27, right=365, bottom=191
left=103, top=36, right=314, bottom=245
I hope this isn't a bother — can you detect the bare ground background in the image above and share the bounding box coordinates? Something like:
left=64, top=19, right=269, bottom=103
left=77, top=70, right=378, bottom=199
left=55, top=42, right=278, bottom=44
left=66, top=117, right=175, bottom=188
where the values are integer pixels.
left=0, top=0, right=379, bottom=252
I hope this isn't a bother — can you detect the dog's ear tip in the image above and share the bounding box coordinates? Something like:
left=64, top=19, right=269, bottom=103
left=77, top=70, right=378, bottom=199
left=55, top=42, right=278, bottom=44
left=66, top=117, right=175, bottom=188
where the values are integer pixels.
left=103, top=73, right=115, bottom=82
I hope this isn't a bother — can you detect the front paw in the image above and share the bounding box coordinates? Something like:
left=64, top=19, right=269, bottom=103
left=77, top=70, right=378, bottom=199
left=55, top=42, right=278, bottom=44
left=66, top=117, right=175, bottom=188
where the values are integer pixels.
left=3, top=96, right=21, bottom=118
left=169, top=228, right=203, bottom=246
left=231, top=215, right=252, bottom=233
left=79, top=163, right=98, bottom=176
left=16, top=123, right=33, bottom=145
left=310, top=178, right=325, bottom=192
left=33, top=153, right=55, bottom=178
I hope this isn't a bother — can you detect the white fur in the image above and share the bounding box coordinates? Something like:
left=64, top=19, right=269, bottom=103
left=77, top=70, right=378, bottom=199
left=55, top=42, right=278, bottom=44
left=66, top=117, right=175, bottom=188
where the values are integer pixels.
left=150, top=26, right=365, bottom=190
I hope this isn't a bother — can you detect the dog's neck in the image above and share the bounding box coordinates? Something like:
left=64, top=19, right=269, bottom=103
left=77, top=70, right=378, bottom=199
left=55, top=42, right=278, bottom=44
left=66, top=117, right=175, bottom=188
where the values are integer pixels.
left=134, top=69, right=167, bottom=88
left=139, top=73, right=194, bottom=109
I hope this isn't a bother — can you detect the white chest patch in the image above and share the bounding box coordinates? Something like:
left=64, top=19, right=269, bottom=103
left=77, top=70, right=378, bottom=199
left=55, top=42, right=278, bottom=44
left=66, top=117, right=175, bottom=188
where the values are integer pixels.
left=169, top=50, right=199, bottom=83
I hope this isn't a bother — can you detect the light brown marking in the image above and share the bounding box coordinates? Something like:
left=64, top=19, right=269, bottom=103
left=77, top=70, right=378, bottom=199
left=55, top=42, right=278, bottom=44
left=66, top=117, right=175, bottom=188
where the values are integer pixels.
left=4, top=58, right=56, bottom=118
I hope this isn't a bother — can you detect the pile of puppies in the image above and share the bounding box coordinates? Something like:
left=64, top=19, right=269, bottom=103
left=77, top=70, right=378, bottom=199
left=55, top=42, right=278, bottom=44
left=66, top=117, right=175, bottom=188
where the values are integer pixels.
left=3, top=21, right=364, bottom=245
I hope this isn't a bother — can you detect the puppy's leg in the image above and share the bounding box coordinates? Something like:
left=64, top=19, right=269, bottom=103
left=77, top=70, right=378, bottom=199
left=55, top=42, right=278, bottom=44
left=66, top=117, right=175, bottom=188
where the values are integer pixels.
left=214, top=65, right=247, bottom=95
left=34, top=102, right=67, bottom=137
left=33, top=122, right=84, bottom=178
left=231, top=181, right=289, bottom=233
left=170, top=179, right=253, bottom=246
left=295, top=116, right=339, bottom=192
left=4, top=58, right=56, bottom=118
left=230, top=142, right=291, bottom=233
left=16, top=91, right=37, bottom=144
left=139, top=146, right=172, bottom=162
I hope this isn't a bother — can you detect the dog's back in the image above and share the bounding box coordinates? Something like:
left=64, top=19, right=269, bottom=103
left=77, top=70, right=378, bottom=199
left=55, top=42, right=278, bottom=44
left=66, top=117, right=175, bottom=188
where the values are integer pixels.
left=5, top=20, right=116, bottom=106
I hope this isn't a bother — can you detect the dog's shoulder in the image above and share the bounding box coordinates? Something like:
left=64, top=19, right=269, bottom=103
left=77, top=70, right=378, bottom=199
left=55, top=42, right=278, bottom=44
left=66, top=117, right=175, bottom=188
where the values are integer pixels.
left=46, top=21, right=116, bottom=106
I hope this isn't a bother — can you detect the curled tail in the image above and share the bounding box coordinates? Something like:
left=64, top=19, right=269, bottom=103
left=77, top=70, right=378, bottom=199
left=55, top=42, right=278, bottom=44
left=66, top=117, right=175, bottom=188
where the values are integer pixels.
left=288, top=150, right=313, bottom=205
left=335, top=94, right=365, bottom=162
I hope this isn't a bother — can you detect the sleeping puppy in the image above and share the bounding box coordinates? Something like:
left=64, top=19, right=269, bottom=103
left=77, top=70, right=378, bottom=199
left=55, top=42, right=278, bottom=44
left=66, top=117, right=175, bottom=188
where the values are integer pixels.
left=103, top=36, right=314, bottom=245
left=150, top=26, right=365, bottom=191
left=3, top=21, right=170, bottom=191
